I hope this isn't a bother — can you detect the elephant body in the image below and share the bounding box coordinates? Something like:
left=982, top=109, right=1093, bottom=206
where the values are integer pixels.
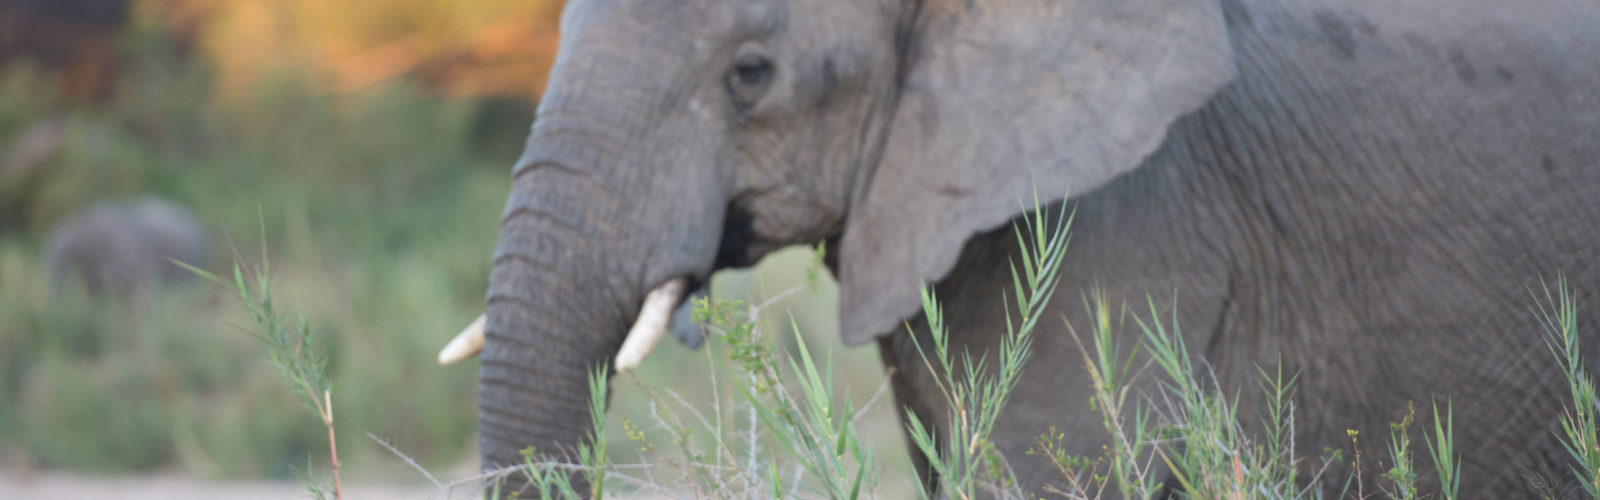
left=472, top=0, right=1600, bottom=496
left=886, top=0, right=1600, bottom=494
left=44, top=197, right=208, bottom=301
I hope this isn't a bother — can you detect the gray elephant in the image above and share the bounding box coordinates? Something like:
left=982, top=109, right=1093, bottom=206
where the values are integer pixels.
left=44, top=197, right=208, bottom=301
left=444, top=0, right=1600, bottom=495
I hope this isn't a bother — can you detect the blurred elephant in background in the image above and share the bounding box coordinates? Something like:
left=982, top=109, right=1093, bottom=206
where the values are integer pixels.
left=45, top=197, right=207, bottom=301
left=439, top=0, right=1600, bottom=495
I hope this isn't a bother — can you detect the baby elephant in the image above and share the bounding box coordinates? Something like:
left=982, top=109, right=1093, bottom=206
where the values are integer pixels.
left=44, top=197, right=208, bottom=300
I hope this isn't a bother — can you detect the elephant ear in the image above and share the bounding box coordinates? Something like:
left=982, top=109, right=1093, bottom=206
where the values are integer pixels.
left=836, top=0, right=1234, bottom=344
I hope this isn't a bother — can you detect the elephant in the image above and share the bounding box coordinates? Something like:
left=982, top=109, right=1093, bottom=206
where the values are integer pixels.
left=44, top=197, right=208, bottom=301
left=442, top=0, right=1600, bottom=495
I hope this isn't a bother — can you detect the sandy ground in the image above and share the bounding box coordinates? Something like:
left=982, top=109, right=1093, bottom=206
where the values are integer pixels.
left=0, top=471, right=479, bottom=499
left=0, top=471, right=705, bottom=499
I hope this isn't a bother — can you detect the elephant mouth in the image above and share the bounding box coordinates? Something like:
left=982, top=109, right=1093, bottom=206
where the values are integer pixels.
left=712, top=206, right=757, bottom=269
left=438, top=206, right=755, bottom=368
left=613, top=205, right=763, bottom=358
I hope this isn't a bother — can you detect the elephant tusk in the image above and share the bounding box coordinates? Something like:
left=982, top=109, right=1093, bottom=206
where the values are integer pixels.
left=436, top=278, right=686, bottom=369
left=614, top=277, right=688, bottom=372
left=438, top=314, right=486, bottom=365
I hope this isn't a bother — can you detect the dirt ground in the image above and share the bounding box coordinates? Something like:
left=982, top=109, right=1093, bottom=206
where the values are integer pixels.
left=0, top=471, right=475, bottom=499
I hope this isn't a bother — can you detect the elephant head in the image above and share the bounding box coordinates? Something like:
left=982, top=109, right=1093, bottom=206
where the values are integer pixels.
left=452, top=0, right=1236, bottom=486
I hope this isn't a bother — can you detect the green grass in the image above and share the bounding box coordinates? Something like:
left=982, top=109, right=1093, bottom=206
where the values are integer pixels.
left=1046, top=288, right=1470, bottom=500
left=898, top=196, right=1071, bottom=499
left=193, top=199, right=1487, bottom=500
left=462, top=193, right=1600, bottom=500
left=1538, top=275, right=1600, bottom=498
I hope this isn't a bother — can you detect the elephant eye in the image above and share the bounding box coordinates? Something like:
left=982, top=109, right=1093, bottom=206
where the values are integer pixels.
left=726, top=53, right=775, bottom=109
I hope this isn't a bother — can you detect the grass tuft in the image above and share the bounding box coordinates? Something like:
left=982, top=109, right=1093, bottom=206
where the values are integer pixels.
left=180, top=254, right=343, bottom=499
left=1423, top=401, right=1459, bottom=500
left=1536, top=275, right=1600, bottom=498
left=1045, top=290, right=1468, bottom=499
left=902, top=193, right=1073, bottom=499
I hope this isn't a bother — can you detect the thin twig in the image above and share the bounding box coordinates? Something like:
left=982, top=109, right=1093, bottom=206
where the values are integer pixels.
left=786, top=464, right=805, bottom=499
left=746, top=387, right=760, bottom=496
left=657, top=385, right=716, bottom=438
left=704, top=331, right=728, bottom=474
left=659, top=383, right=746, bottom=486
left=365, top=432, right=443, bottom=488
left=749, top=285, right=805, bottom=318
left=313, top=389, right=342, bottom=500
left=852, top=372, right=896, bottom=427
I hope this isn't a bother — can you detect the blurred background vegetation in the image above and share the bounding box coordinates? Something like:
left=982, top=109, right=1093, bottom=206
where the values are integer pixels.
left=0, top=0, right=878, bottom=486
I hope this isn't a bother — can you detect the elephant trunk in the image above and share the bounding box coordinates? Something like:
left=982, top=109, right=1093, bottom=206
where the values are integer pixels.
left=477, top=109, right=724, bottom=497
left=476, top=120, right=644, bottom=492
left=477, top=206, right=619, bottom=494
left=475, top=13, right=731, bottom=493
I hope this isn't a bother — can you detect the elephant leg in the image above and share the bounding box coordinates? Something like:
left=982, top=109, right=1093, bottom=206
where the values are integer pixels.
left=877, top=335, right=940, bottom=496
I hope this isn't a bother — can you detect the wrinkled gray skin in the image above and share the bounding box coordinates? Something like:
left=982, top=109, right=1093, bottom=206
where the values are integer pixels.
left=479, top=0, right=1600, bottom=495
left=45, top=197, right=208, bottom=301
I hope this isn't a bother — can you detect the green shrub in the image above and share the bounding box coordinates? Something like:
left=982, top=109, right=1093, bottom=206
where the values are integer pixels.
left=14, top=354, right=173, bottom=471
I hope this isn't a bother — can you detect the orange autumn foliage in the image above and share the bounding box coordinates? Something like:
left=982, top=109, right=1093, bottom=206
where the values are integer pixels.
left=142, top=0, right=565, bottom=101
